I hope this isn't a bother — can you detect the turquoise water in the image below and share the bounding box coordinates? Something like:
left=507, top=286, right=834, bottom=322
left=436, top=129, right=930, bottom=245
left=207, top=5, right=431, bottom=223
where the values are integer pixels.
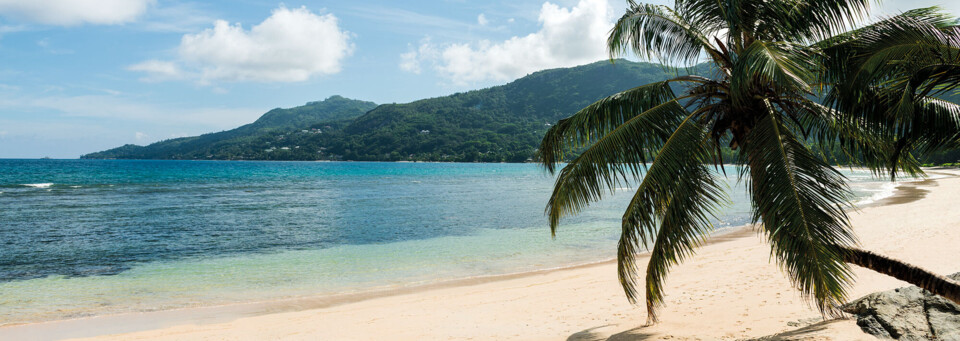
left=0, top=160, right=892, bottom=325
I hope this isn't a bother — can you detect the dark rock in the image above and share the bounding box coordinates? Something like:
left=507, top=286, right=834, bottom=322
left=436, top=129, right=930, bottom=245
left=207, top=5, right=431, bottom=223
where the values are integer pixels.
left=928, top=295, right=960, bottom=340
left=855, top=315, right=894, bottom=339
left=843, top=272, right=960, bottom=340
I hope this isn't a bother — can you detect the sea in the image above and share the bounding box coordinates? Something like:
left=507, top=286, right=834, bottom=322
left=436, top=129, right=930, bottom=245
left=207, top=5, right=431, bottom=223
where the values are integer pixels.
left=0, top=160, right=899, bottom=326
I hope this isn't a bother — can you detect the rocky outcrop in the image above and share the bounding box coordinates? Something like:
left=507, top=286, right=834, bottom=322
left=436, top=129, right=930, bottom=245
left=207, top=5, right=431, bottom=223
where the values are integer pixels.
left=843, top=273, right=960, bottom=340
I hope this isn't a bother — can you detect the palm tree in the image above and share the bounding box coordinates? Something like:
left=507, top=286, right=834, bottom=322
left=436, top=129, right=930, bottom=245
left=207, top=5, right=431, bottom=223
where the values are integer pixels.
left=538, top=0, right=960, bottom=323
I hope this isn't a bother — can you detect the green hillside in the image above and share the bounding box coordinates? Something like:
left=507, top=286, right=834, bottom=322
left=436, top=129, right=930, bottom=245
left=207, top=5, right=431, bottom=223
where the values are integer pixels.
left=82, top=95, right=377, bottom=160
left=83, top=60, right=683, bottom=161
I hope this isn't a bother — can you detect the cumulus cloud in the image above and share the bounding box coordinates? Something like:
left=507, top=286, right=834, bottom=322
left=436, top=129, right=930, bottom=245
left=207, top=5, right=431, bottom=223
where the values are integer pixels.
left=129, top=6, right=353, bottom=84
left=477, top=14, right=489, bottom=26
left=402, top=0, right=613, bottom=85
left=0, top=0, right=153, bottom=26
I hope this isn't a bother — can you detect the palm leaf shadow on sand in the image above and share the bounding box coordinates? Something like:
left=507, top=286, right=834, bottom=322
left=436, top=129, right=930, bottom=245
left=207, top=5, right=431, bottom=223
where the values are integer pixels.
left=567, top=319, right=849, bottom=340
left=566, top=325, right=659, bottom=341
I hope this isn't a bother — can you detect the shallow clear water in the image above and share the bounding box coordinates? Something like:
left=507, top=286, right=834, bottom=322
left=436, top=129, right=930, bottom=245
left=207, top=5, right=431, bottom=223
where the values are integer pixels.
left=0, top=160, right=891, bottom=325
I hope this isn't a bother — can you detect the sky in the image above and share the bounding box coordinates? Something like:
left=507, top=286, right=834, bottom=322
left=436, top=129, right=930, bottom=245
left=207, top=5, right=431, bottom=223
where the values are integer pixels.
left=0, top=0, right=956, bottom=158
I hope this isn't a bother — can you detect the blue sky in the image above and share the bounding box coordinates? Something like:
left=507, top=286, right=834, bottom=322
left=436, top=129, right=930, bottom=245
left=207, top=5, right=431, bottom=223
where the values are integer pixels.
left=0, top=0, right=956, bottom=158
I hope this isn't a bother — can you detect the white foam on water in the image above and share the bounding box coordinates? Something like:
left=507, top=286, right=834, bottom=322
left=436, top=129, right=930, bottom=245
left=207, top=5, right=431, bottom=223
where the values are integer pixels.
left=23, top=183, right=53, bottom=188
left=855, top=171, right=953, bottom=206
left=925, top=173, right=953, bottom=180
left=856, top=181, right=898, bottom=205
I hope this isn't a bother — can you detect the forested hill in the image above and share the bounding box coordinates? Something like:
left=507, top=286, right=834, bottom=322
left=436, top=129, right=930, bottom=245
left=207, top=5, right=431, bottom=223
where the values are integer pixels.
left=83, top=60, right=680, bottom=162
left=82, top=95, right=377, bottom=160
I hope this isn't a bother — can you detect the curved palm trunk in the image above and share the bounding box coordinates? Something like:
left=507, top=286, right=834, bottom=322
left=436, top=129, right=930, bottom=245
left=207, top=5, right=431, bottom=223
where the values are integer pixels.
left=842, top=246, right=960, bottom=305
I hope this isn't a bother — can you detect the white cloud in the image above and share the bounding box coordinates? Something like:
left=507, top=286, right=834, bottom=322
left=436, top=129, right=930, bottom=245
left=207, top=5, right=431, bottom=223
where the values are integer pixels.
left=402, top=0, right=614, bottom=85
left=0, top=0, right=154, bottom=26
left=127, top=60, right=185, bottom=82
left=399, top=39, right=441, bottom=75
left=135, top=132, right=148, bottom=141
left=477, top=13, right=489, bottom=26
left=400, top=50, right=421, bottom=74
left=130, top=6, right=353, bottom=84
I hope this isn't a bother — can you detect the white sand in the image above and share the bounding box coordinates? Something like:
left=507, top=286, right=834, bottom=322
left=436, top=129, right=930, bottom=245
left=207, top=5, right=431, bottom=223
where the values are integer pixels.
left=8, top=169, right=960, bottom=340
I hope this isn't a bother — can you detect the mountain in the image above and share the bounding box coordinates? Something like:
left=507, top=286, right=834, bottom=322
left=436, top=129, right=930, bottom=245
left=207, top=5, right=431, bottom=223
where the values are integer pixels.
left=82, top=95, right=377, bottom=160
left=83, top=60, right=681, bottom=162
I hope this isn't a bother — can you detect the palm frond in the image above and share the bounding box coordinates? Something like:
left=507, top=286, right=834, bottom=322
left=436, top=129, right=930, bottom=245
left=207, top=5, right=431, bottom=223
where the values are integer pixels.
left=609, top=3, right=722, bottom=65
left=543, top=92, right=690, bottom=234
left=617, top=113, right=726, bottom=322
left=911, top=62, right=960, bottom=97
left=778, top=95, right=922, bottom=178
left=731, top=41, right=816, bottom=105
left=741, top=100, right=856, bottom=315
left=905, top=96, right=960, bottom=156
left=538, top=80, right=680, bottom=173
left=820, top=8, right=960, bottom=97
left=816, top=8, right=960, bottom=179
left=778, top=0, right=873, bottom=42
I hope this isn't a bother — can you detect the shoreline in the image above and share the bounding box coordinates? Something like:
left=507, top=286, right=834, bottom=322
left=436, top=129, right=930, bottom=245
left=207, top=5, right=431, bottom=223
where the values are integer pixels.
left=0, top=224, right=758, bottom=340
left=1, top=169, right=953, bottom=340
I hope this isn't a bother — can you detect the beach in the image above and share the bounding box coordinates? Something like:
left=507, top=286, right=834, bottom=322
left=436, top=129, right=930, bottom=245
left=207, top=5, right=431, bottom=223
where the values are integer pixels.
left=4, top=0, right=959, bottom=338
left=2, top=169, right=957, bottom=340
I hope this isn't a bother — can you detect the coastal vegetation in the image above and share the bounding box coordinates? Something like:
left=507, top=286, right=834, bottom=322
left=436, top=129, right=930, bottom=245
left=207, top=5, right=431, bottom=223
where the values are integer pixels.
left=83, top=61, right=680, bottom=162
left=539, top=0, right=960, bottom=322
left=81, top=95, right=377, bottom=160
